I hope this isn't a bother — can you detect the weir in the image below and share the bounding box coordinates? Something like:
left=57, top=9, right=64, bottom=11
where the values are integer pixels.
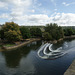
left=37, top=43, right=75, bottom=60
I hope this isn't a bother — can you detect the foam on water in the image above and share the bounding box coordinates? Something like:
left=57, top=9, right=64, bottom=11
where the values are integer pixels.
left=37, top=42, right=75, bottom=60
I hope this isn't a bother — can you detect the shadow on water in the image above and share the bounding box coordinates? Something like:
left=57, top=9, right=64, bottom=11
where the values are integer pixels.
left=2, top=41, right=42, bottom=68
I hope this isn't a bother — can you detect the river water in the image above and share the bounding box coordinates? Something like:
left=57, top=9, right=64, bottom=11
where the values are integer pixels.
left=0, top=39, right=75, bottom=75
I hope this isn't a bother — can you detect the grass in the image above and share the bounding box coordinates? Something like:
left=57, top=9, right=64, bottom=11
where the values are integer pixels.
left=4, top=44, right=15, bottom=47
left=0, top=45, right=2, bottom=48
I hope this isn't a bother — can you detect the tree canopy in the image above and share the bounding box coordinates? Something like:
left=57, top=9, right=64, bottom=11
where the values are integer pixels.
left=2, top=22, right=22, bottom=42
left=30, top=27, right=42, bottom=38
left=20, top=26, right=31, bottom=39
left=64, top=28, right=74, bottom=36
left=44, top=23, right=64, bottom=40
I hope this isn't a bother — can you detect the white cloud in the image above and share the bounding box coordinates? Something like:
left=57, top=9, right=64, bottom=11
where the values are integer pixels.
left=0, top=0, right=33, bottom=16
left=31, top=9, right=35, bottom=13
left=0, top=14, right=9, bottom=19
left=0, top=1, right=8, bottom=9
left=0, top=0, right=75, bottom=26
left=10, top=14, right=50, bottom=25
left=62, top=2, right=75, bottom=6
left=50, top=13, right=75, bottom=26
left=1, top=12, right=75, bottom=26
left=0, top=0, right=32, bottom=6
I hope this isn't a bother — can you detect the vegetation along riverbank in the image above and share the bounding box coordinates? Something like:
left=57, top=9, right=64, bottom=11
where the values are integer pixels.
left=0, top=22, right=75, bottom=50
left=2, top=38, right=41, bottom=50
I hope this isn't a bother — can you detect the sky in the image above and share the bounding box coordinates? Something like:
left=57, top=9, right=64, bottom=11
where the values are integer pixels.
left=0, top=0, right=75, bottom=26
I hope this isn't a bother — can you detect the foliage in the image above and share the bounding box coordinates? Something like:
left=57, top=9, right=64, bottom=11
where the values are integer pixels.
left=2, top=22, right=22, bottom=42
left=30, top=27, right=42, bottom=37
left=64, top=28, right=74, bottom=36
left=43, top=32, right=52, bottom=41
left=3, top=22, right=20, bottom=32
left=4, top=44, right=15, bottom=47
left=45, top=23, right=64, bottom=40
left=20, top=26, right=31, bottom=39
left=4, top=30, right=22, bottom=42
left=0, top=29, right=4, bottom=40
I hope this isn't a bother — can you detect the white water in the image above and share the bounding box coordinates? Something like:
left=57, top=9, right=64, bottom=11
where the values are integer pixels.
left=49, top=44, right=61, bottom=52
left=37, top=42, right=75, bottom=60
left=37, top=43, right=49, bottom=59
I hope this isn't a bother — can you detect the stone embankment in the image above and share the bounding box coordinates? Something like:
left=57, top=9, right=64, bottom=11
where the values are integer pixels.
left=64, top=60, right=75, bottom=75
left=64, top=35, right=75, bottom=39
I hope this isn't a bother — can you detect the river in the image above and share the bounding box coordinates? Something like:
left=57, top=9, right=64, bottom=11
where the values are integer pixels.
left=0, top=39, right=75, bottom=75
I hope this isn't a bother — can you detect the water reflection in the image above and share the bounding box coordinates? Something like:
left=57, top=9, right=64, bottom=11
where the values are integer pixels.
left=2, top=41, right=42, bottom=68
left=0, top=40, right=75, bottom=75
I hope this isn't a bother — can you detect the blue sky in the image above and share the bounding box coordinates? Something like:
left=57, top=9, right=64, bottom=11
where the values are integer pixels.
left=0, top=0, right=75, bottom=26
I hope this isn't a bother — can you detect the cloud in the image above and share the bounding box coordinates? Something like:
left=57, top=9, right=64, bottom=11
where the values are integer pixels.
left=0, top=1, right=8, bottom=9
left=0, top=0, right=33, bottom=15
left=0, top=0, right=75, bottom=26
left=0, top=0, right=32, bottom=6
left=50, top=13, right=75, bottom=26
left=31, top=9, right=35, bottom=13
left=0, top=12, right=75, bottom=26
left=62, top=2, right=75, bottom=6
left=10, top=14, right=50, bottom=25
left=0, top=13, right=9, bottom=19
left=0, top=0, right=50, bottom=25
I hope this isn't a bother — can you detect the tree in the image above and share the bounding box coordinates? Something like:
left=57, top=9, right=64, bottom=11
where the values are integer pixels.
left=4, top=30, right=21, bottom=42
left=20, top=26, right=31, bottom=39
left=30, top=27, right=42, bottom=38
left=56, top=26, right=64, bottom=40
left=2, top=22, right=22, bottom=42
left=43, top=32, right=52, bottom=41
left=64, top=28, right=74, bottom=36
left=45, top=23, right=64, bottom=40
left=0, top=29, right=4, bottom=40
left=35, top=28, right=42, bottom=37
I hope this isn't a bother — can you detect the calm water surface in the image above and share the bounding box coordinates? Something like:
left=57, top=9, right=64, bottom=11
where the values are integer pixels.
left=0, top=39, right=75, bottom=75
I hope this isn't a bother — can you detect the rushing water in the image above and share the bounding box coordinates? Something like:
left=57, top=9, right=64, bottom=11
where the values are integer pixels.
left=0, top=39, right=75, bottom=75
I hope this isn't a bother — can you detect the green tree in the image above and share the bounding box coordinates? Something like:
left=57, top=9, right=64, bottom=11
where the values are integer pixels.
left=56, top=26, right=64, bottom=40
left=20, top=26, right=31, bottom=39
left=30, top=27, right=42, bottom=38
left=4, top=30, right=21, bottom=42
left=0, top=29, right=4, bottom=40
left=2, top=22, right=22, bottom=42
left=64, top=28, right=74, bottom=36
left=45, top=23, right=64, bottom=40
left=43, top=32, right=52, bottom=41
left=35, top=28, right=42, bottom=37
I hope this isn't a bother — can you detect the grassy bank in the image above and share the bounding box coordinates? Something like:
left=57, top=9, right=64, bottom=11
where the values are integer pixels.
left=1, top=38, right=41, bottom=51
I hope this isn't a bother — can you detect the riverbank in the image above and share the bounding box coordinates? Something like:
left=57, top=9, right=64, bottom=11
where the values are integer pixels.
left=64, top=35, right=75, bottom=39
left=1, top=38, right=41, bottom=50
left=64, top=59, right=75, bottom=75
left=50, top=35, right=75, bottom=44
left=1, top=35, right=75, bottom=50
